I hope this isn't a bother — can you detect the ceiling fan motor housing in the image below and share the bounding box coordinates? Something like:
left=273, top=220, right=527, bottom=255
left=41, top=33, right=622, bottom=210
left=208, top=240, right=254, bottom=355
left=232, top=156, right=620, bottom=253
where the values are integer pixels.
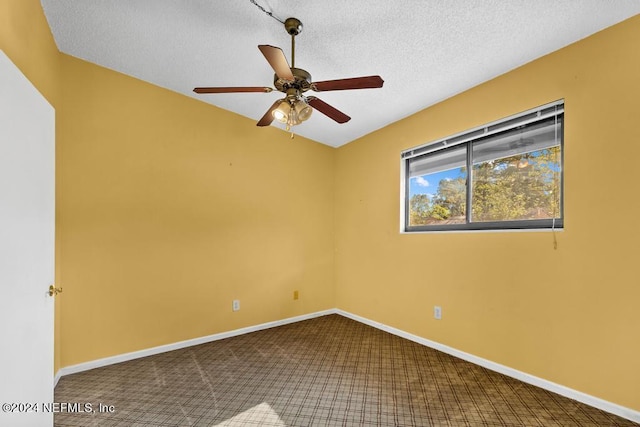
left=274, top=67, right=312, bottom=93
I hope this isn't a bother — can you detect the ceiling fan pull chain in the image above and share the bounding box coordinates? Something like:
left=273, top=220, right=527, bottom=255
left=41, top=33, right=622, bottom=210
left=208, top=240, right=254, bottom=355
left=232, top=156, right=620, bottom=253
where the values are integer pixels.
left=249, top=0, right=284, bottom=24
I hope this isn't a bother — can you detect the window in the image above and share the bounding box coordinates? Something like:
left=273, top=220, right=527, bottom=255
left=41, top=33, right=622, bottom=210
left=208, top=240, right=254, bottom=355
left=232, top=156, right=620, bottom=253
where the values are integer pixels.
left=402, top=101, right=563, bottom=232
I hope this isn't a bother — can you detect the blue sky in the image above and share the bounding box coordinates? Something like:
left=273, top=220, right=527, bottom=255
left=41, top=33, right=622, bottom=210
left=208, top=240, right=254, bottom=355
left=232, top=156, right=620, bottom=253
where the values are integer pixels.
left=409, top=168, right=466, bottom=198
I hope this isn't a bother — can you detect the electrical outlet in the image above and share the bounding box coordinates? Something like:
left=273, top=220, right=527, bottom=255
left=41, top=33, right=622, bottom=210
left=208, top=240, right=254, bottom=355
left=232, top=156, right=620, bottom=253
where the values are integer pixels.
left=232, top=300, right=240, bottom=312
left=434, top=306, right=442, bottom=320
left=293, top=290, right=299, bottom=300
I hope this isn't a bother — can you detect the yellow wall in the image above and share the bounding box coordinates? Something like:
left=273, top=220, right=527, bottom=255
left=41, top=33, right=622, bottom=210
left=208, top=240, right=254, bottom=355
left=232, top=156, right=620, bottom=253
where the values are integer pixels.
left=0, top=0, right=59, bottom=105
left=335, top=15, right=640, bottom=410
left=1, top=0, right=335, bottom=371
left=3, top=0, right=639, bottom=413
left=57, top=54, right=335, bottom=366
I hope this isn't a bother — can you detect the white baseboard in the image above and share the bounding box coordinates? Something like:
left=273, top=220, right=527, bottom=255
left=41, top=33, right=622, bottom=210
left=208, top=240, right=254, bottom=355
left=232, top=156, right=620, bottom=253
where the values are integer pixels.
left=54, top=307, right=639, bottom=423
left=54, top=371, right=62, bottom=388
left=55, top=309, right=336, bottom=381
left=335, top=309, right=640, bottom=424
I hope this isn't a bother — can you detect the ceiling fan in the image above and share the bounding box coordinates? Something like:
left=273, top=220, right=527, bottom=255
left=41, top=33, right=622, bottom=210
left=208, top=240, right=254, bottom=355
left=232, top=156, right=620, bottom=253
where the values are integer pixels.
left=193, top=17, right=384, bottom=130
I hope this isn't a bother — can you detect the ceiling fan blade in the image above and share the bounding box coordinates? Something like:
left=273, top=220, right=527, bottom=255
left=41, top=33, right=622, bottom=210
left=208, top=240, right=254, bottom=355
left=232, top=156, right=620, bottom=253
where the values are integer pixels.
left=258, top=45, right=294, bottom=81
left=307, top=97, right=351, bottom=124
left=257, top=100, right=283, bottom=127
left=194, top=87, right=273, bottom=94
left=312, top=75, right=384, bottom=92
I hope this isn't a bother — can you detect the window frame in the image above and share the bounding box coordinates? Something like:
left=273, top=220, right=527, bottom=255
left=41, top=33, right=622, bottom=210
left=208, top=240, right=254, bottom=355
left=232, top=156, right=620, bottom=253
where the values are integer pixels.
left=401, top=100, right=564, bottom=233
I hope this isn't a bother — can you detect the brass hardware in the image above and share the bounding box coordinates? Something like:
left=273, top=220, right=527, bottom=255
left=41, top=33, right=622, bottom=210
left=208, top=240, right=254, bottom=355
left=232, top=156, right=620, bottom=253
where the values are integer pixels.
left=48, top=285, right=63, bottom=297
left=283, top=18, right=302, bottom=72
left=284, top=17, right=303, bottom=36
left=273, top=67, right=312, bottom=93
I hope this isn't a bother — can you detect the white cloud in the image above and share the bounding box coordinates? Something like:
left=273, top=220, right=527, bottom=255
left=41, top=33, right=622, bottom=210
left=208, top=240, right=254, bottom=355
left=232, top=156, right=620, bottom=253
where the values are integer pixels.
left=415, top=176, right=429, bottom=187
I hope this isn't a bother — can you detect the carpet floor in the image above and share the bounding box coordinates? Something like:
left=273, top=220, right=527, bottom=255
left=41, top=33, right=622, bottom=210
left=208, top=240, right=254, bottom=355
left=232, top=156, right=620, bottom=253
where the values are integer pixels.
left=54, top=314, right=637, bottom=426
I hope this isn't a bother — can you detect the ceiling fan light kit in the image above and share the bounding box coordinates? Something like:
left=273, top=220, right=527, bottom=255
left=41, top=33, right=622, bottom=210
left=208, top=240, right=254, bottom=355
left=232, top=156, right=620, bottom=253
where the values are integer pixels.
left=193, top=16, right=384, bottom=135
left=273, top=96, right=313, bottom=127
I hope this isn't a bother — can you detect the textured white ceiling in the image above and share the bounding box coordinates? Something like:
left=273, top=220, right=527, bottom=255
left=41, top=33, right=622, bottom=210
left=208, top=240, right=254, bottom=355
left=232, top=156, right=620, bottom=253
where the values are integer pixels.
left=41, top=1, right=639, bottom=147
